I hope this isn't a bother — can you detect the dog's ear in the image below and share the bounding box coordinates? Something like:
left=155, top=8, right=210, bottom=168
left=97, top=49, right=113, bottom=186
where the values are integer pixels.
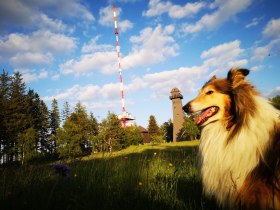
left=226, top=68, right=256, bottom=140
left=203, top=75, right=217, bottom=88
left=227, top=68, right=249, bottom=84
left=211, top=75, right=217, bottom=81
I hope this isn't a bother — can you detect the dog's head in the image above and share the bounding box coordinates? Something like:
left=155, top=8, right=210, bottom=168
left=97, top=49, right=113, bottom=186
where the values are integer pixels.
left=183, top=68, right=256, bottom=128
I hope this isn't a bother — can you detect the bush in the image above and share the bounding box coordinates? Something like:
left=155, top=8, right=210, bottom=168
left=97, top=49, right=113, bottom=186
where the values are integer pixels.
left=123, top=125, right=144, bottom=147
left=150, top=135, right=165, bottom=144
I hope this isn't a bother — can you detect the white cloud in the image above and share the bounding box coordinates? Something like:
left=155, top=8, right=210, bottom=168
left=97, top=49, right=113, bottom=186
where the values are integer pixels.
left=85, top=100, right=121, bottom=110
left=127, top=40, right=247, bottom=98
left=76, top=83, right=120, bottom=101
left=265, top=86, right=280, bottom=98
left=43, top=85, right=81, bottom=101
left=164, top=24, right=175, bottom=34
left=252, top=38, right=280, bottom=61
left=38, top=14, right=67, bottom=32
left=201, top=40, right=247, bottom=71
left=127, top=66, right=206, bottom=99
left=39, top=70, right=48, bottom=79
left=0, top=30, right=76, bottom=67
left=43, top=82, right=121, bottom=110
left=81, top=35, right=114, bottom=54
left=250, top=65, right=263, bottom=71
left=118, top=20, right=134, bottom=32
left=61, top=39, right=247, bottom=100
left=60, top=51, right=117, bottom=76
left=47, top=65, right=204, bottom=106
left=182, top=0, right=252, bottom=34
left=50, top=0, right=94, bottom=21
left=169, top=2, right=206, bottom=19
left=251, top=18, right=280, bottom=62
left=201, top=40, right=242, bottom=59
left=11, top=52, right=53, bottom=68
left=143, top=0, right=205, bottom=19
left=143, top=0, right=171, bottom=17
left=33, top=30, right=77, bottom=53
left=0, top=30, right=76, bottom=56
left=251, top=46, right=270, bottom=61
left=262, top=18, right=280, bottom=38
left=0, top=0, right=94, bottom=33
left=123, top=25, right=179, bottom=69
left=98, top=5, right=133, bottom=32
left=245, top=17, right=262, bottom=28
left=60, top=34, right=120, bottom=76
left=77, top=85, right=102, bottom=101
left=51, top=74, right=60, bottom=81
left=16, top=69, right=49, bottom=83
left=101, top=83, right=121, bottom=99
left=98, top=6, right=115, bottom=26
left=47, top=40, right=248, bottom=109
left=61, top=24, right=179, bottom=76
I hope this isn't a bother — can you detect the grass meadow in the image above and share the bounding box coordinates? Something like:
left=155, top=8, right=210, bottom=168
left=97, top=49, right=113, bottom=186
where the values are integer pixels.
left=0, top=141, right=220, bottom=210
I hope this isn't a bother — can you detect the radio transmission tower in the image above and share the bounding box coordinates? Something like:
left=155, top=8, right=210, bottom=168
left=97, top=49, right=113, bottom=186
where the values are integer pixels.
left=112, top=5, right=134, bottom=127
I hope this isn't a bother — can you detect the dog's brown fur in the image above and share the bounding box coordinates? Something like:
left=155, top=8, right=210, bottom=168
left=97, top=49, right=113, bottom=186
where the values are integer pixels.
left=183, top=68, right=280, bottom=209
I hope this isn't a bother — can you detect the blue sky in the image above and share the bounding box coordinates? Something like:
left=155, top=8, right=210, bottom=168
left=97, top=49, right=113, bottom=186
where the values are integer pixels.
left=0, top=0, right=280, bottom=127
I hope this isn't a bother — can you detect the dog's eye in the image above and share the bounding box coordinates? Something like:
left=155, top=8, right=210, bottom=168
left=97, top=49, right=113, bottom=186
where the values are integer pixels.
left=206, top=90, right=214, bottom=95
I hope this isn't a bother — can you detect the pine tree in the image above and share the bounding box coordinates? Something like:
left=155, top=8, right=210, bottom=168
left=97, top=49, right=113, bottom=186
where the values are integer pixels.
left=6, top=72, right=28, bottom=162
left=161, top=119, right=173, bottom=142
left=25, top=90, right=51, bottom=156
left=89, top=113, right=101, bottom=152
left=71, top=102, right=91, bottom=153
left=57, top=120, right=83, bottom=158
left=49, top=98, right=60, bottom=155
left=25, top=90, right=40, bottom=148
left=0, top=71, right=51, bottom=163
left=38, top=100, right=50, bottom=154
left=148, top=115, right=165, bottom=143
left=18, top=127, right=37, bottom=164
left=97, top=112, right=123, bottom=152
left=89, top=112, right=99, bottom=136
left=57, top=102, right=97, bottom=158
left=148, top=115, right=160, bottom=136
left=0, top=70, right=11, bottom=163
left=62, top=101, right=71, bottom=122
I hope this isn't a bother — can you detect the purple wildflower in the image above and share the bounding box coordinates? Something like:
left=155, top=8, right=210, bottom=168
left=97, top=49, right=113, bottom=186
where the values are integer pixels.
left=52, top=163, right=71, bottom=179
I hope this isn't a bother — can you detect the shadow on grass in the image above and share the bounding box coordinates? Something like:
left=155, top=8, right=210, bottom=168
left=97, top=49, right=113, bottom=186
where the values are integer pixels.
left=0, top=144, right=222, bottom=210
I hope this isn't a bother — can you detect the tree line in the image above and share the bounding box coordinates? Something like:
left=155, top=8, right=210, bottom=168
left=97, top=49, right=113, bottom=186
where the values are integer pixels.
left=0, top=70, right=205, bottom=165
left=0, top=70, right=148, bottom=164
left=0, top=70, right=184, bottom=165
left=0, top=70, right=58, bottom=164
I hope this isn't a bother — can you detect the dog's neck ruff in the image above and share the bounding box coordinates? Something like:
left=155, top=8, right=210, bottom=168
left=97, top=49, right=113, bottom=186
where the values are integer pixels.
left=202, top=119, right=234, bottom=130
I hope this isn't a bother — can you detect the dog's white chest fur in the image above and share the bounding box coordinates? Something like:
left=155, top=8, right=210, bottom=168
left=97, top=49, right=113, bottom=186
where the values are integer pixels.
left=199, top=123, right=258, bottom=205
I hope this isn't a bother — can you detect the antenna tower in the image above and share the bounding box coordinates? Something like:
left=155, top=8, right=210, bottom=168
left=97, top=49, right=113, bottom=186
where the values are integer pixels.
left=112, top=5, right=134, bottom=127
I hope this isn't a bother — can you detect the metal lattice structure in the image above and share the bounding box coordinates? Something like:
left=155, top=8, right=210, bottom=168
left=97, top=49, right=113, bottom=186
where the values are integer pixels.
left=112, top=6, right=134, bottom=127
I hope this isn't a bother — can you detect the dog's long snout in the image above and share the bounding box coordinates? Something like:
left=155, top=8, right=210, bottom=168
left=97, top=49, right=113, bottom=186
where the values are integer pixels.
left=183, top=102, right=191, bottom=114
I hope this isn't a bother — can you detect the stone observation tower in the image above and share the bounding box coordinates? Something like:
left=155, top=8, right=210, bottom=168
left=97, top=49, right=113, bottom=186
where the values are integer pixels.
left=169, top=88, right=185, bottom=142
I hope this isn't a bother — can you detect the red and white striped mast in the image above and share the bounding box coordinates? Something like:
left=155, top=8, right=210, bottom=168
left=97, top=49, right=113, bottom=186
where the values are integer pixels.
left=112, top=5, right=134, bottom=127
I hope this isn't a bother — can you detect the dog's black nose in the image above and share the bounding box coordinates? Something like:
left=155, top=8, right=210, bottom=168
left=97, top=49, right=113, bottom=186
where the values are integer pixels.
left=182, top=103, right=191, bottom=113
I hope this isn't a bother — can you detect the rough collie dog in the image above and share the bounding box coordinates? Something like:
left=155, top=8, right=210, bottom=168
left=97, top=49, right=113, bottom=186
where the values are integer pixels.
left=183, top=68, right=280, bottom=209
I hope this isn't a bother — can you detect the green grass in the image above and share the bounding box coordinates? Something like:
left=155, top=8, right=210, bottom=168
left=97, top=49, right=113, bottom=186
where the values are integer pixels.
left=0, top=141, right=220, bottom=210
left=84, top=140, right=200, bottom=159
